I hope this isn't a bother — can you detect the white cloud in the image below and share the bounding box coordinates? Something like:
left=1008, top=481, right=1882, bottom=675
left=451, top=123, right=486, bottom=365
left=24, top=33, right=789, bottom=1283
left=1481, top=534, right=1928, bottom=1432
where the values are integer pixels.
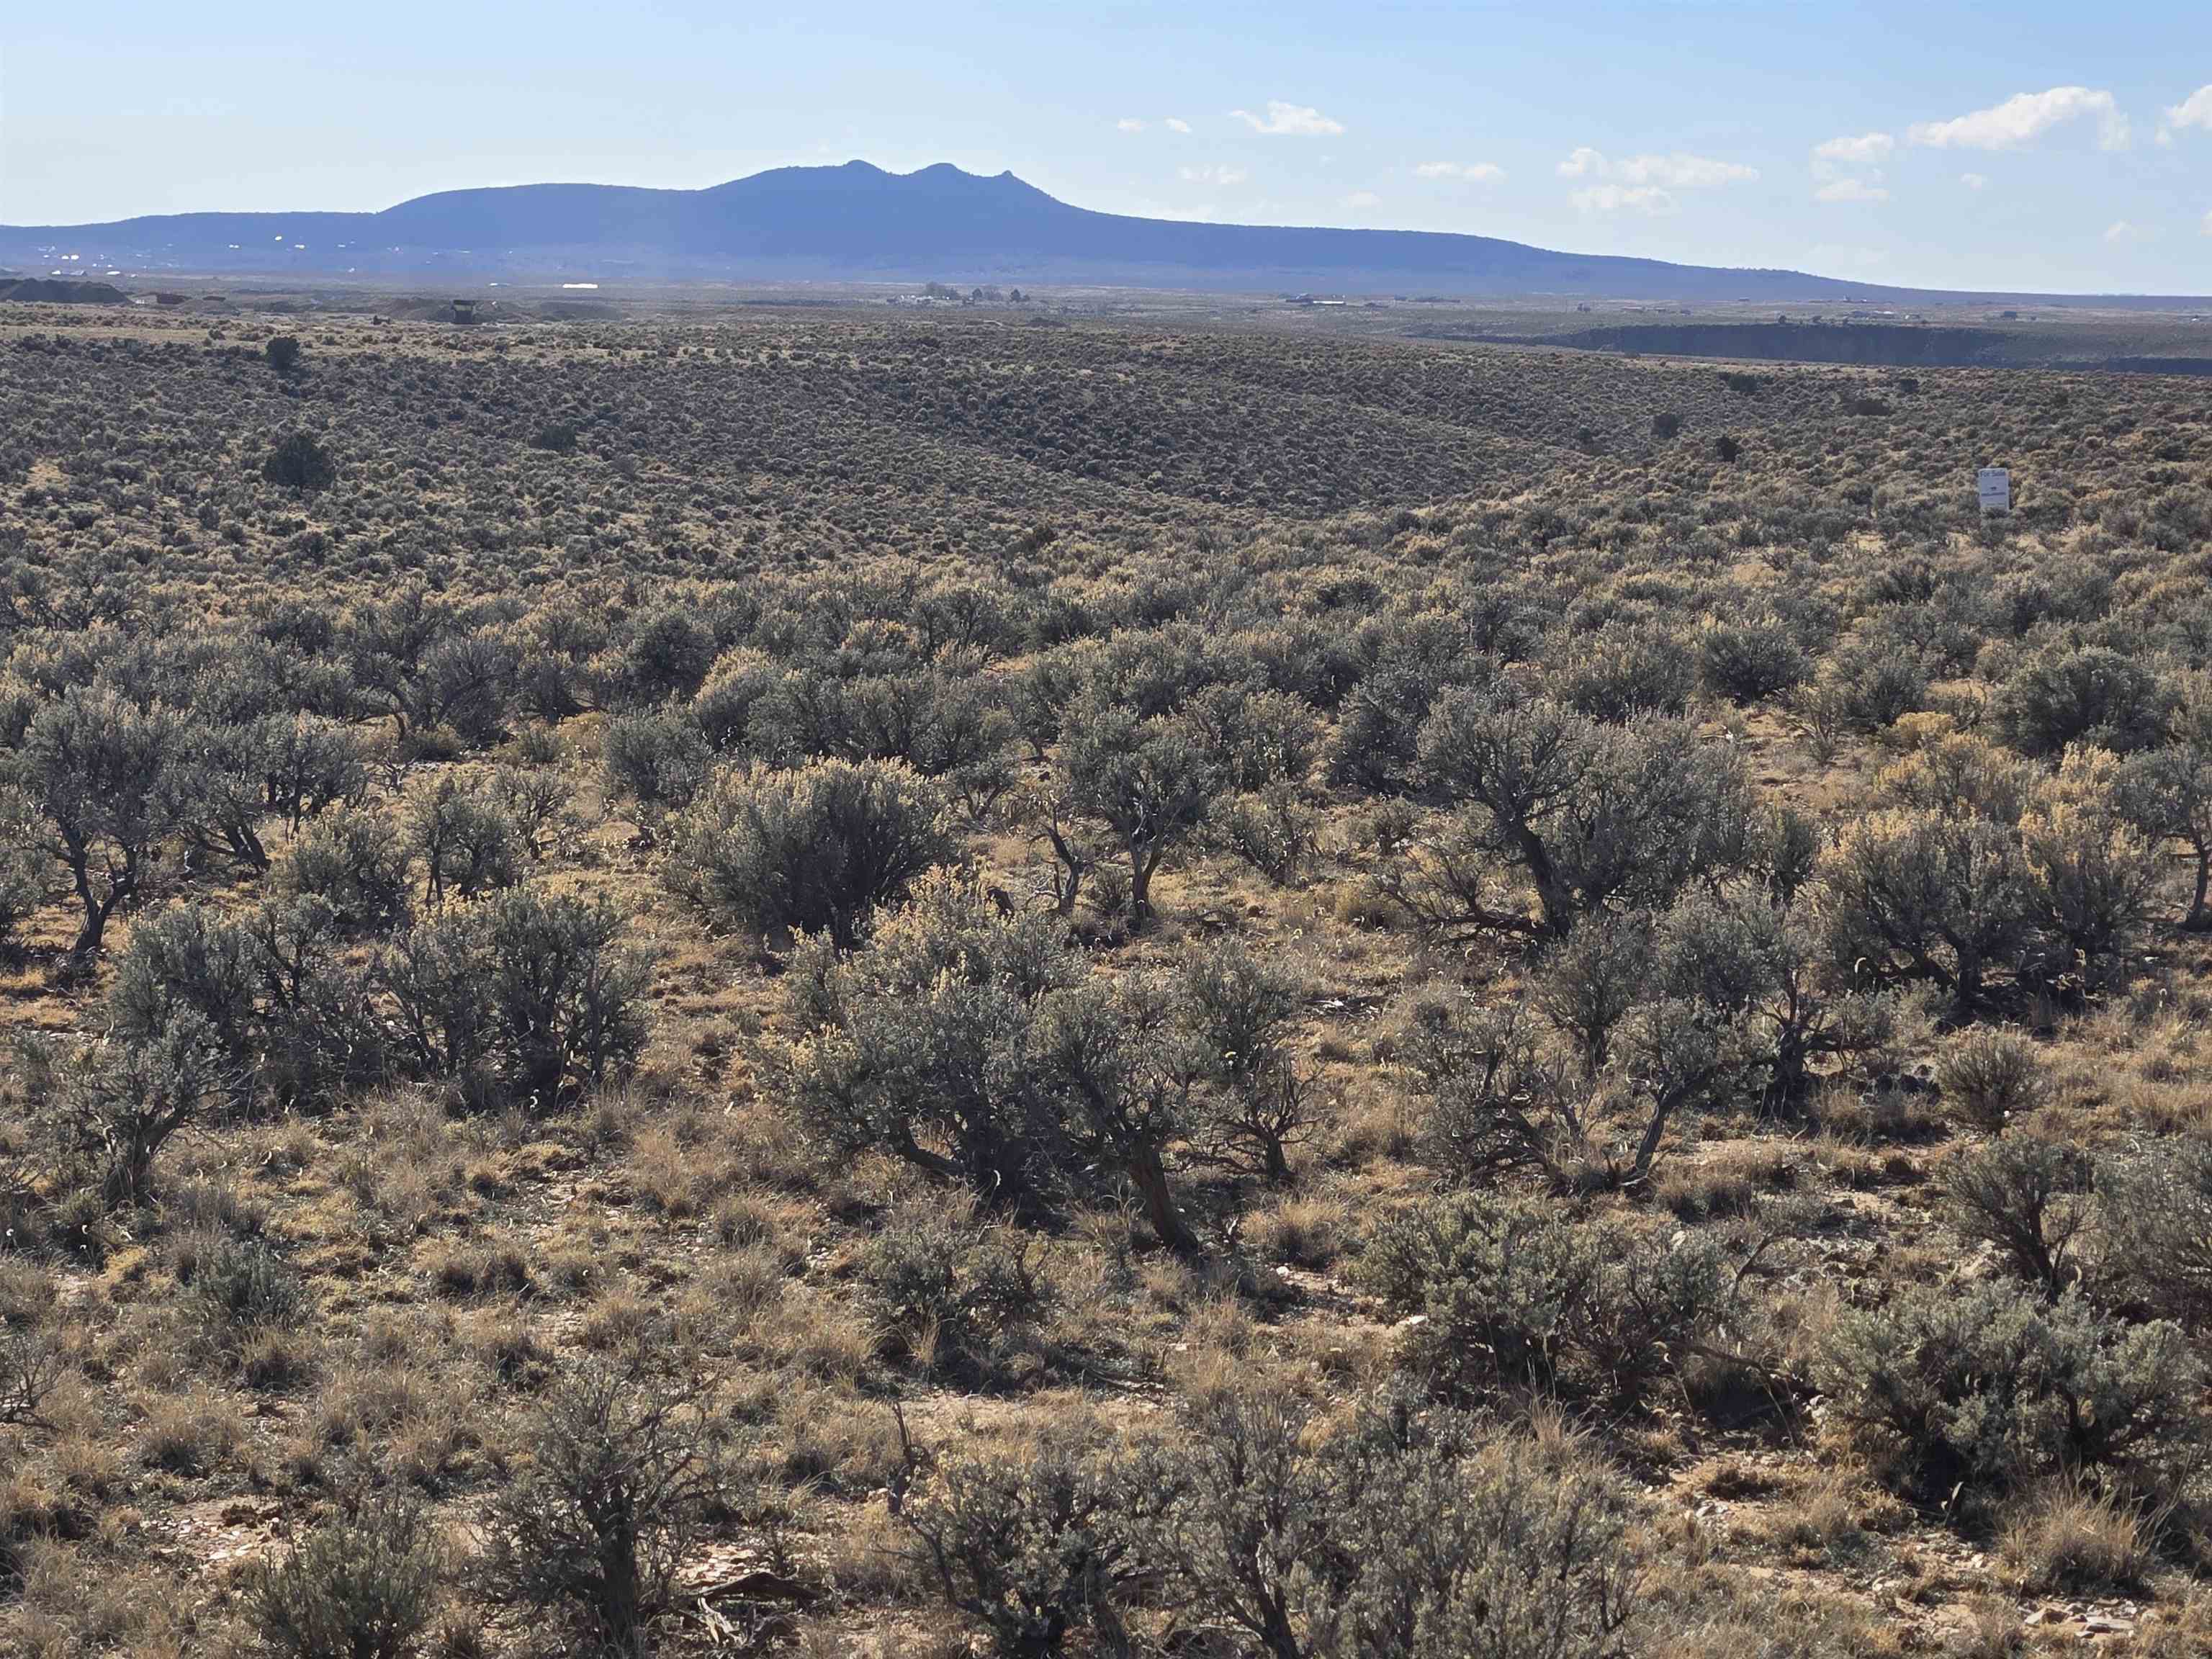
left=1342, top=190, right=1381, bottom=209
left=1164, top=117, right=1192, bottom=135
left=1810, top=131, right=1891, bottom=199
left=2204, top=209, right=2212, bottom=236
left=1116, top=117, right=1146, bottom=132
left=1557, top=148, right=1755, bottom=187
left=2103, top=219, right=2155, bottom=243
left=1908, top=86, right=2129, bottom=151
left=1230, top=101, right=1345, bottom=137
left=1808, top=243, right=1888, bottom=272
left=1620, top=153, right=1758, bottom=186
left=1960, top=171, right=1989, bottom=189
left=2159, top=86, right=2212, bottom=143
left=1571, top=184, right=1676, bottom=215
left=1179, top=164, right=1249, bottom=186
left=1816, top=177, right=1889, bottom=203
left=1813, top=131, right=1894, bottom=166
left=1414, top=161, right=1506, bottom=181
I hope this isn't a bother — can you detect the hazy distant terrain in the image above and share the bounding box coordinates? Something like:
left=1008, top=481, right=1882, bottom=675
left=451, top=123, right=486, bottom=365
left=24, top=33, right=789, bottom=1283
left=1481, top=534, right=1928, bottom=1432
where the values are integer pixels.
left=10, top=159, right=2210, bottom=306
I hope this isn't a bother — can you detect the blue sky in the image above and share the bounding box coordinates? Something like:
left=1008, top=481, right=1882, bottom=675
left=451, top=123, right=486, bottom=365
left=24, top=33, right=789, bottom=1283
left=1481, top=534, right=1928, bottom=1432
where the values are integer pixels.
left=5, top=0, right=2209, bottom=292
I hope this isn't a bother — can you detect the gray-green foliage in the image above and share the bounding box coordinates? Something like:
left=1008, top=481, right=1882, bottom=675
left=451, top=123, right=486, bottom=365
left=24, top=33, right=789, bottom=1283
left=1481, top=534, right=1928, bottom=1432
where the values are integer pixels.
left=17, top=685, right=195, bottom=957
left=1934, top=1028, right=2049, bottom=1132
left=666, top=755, right=954, bottom=950
left=860, top=1202, right=1049, bottom=1385
left=773, top=869, right=1083, bottom=1210
left=1555, top=619, right=1696, bottom=723
left=111, top=897, right=382, bottom=1114
left=1654, top=889, right=1892, bottom=1115
left=601, top=707, right=711, bottom=831
left=45, top=1016, right=222, bottom=1208
left=2114, top=741, right=2212, bottom=930
left=1818, top=810, right=2036, bottom=1011
left=1212, top=783, right=1321, bottom=888
left=1815, top=1279, right=2203, bottom=1500
left=1941, top=1137, right=2092, bottom=1298
left=1699, top=615, right=1811, bottom=706
left=377, top=886, right=650, bottom=1112
left=274, top=806, right=412, bottom=932
left=1393, top=693, right=1749, bottom=945
left=1290, top=1396, right=1641, bottom=1659
left=1149, top=1386, right=1642, bottom=1659
left=190, top=1236, right=308, bottom=1334
left=478, top=1357, right=726, bottom=1652
left=1174, top=935, right=1311, bottom=1180
left=1327, top=637, right=1480, bottom=795
left=2097, top=1134, right=2212, bottom=1326
left=1992, top=644, right=2172, bottom=760
left=1364, top=1190, right=1727, bottom=1408
left=691, top=647, right=781, bottom=752
left=904, top=1424, right=1172, bottom=1659
left=406, top=775, right=523, bottom=904
left=1182, top=681, right=1321, bottom=791
left=0, top=826, right=42, bottom=956
left=1056, top=694, right=1221, bottom=925
left=773, top=871, right=1202, bottom=1249
left=248, top=1498, right=442, bottom=1659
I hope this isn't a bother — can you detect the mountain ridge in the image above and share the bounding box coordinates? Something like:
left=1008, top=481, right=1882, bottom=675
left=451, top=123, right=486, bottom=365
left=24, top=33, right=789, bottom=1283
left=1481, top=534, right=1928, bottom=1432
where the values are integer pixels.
left=4, top=160, right=2200, bottom=305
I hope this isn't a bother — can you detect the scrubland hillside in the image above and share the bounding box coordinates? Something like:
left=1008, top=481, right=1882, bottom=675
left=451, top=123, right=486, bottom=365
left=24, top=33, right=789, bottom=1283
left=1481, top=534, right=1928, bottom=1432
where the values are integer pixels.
left=2, top=299, right=2211, bottom=1656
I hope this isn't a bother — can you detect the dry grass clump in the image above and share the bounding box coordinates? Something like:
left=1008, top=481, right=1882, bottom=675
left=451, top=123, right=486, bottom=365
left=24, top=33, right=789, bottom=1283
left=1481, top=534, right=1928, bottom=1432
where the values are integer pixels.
left=1938, top=1028, right=2051, bottom=1132
left=1997, top=1481, right=2157, bottom=1593
left=132, top=1388, right=244, bottom=1476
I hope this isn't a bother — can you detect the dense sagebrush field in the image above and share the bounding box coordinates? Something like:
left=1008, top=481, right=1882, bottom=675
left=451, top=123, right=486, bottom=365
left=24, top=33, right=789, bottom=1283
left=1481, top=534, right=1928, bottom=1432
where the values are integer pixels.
left=3, top=297, right=2212, bottom=1657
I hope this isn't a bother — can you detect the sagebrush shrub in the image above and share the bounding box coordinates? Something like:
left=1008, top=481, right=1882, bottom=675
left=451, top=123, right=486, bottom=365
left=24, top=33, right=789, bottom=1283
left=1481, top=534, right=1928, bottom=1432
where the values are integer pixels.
left=263, top=430, right=334, bottom=490
left=479, top=1357, right=727, bottom=1651
left=1941, top=1137, right=2092, bottom=1297
left=2096, top=1135, right=2212, bottom=1325
left=1936, top=1029, right=2048, bottom=1131
left=1148, top=1385, right=1644, bottom=1659
left=601, top=708, right=711, bottom=831
left=1212, top=783, right=1320, bottom=888
left=248, top=1498, right=442, bottom=1659
left=861, top=1204, right=1049, bottom=1385
left=377, top=886, right=649, bottom=1112
left=1555, top=621, right=1696, bottom=723
left=275, top=806, right=412, bottom=932
left=666, top=756, right=953, bottom=949
left=189, top=1236, right=308, bottom=1334
left=1364, top=1190, right=1726, bottom=1408
left=1699, top=616, right=1810, bottom=705
left=903, top=1424, right=1170, bottom=1658
left=1815, top=1280, right=2203, bottom=1501
left=1992, top=644, right=2172, bottom=760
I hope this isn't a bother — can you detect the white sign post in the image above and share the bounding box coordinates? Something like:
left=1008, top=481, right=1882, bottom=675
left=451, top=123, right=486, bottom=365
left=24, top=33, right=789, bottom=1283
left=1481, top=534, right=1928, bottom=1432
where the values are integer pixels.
left=1977, top=467, right=2012, bottom=514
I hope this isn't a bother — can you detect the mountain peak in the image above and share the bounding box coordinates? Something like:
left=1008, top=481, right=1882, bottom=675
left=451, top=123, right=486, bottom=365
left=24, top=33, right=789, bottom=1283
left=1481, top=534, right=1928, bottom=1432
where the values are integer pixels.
left=4, top=161, right=2187, bottom=305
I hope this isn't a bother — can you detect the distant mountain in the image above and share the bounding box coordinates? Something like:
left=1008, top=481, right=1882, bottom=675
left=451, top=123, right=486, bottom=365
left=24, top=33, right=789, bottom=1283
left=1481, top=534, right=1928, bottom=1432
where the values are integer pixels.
left=1, top=161, right=2198, bottom=305
left=0, top=277, right=131, bottom=305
